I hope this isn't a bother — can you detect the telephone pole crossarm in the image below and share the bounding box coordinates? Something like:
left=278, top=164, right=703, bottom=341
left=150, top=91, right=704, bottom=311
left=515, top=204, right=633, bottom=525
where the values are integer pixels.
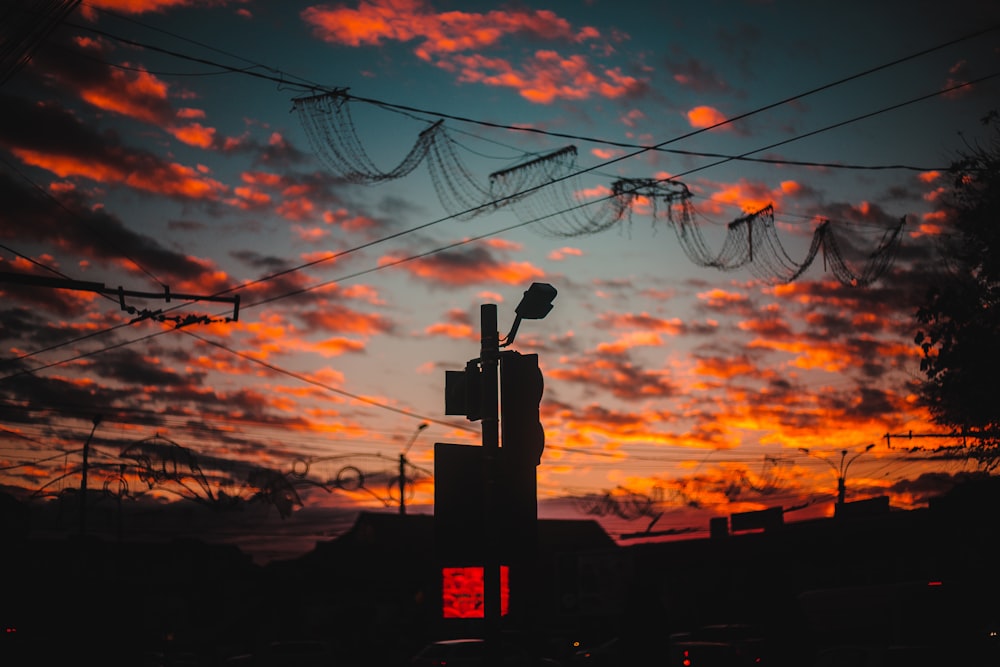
left=0, top=271, right=240, bottom=321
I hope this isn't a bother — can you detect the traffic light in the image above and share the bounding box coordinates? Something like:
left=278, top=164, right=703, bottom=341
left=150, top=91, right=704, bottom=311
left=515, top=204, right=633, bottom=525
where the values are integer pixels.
left=445, top=358, right=482, bottom=421
left=500, top=351, right=544, bottom=466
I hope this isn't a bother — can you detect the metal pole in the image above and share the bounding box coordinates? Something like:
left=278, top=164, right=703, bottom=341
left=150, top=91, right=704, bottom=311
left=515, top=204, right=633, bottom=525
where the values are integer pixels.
left=399, top=453, right=407, bottom=515
left=79, top=415, right=102, bottom=535
left=838, top=445, right=874, bottom=506
left=837, top=450, right=848, bottom=506
left=480, top=304, right=501, bottom=665
left=399, top=423, right=427, bottom=515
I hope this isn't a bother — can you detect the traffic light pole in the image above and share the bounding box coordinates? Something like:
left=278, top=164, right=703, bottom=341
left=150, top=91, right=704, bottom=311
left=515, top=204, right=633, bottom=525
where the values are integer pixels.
left=480, top=303, right=501, bottom=665
left=441, top=285, right=555, bottom=662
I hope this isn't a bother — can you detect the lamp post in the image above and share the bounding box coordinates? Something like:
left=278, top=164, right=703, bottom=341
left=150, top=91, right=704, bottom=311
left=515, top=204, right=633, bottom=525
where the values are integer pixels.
left=799, top=443, right=875, bottom=508
left=440, top=283, right=556, bottom=664
left=399, top=422, right=428, bottom=515
left=482, top=282, right=556, bottom=664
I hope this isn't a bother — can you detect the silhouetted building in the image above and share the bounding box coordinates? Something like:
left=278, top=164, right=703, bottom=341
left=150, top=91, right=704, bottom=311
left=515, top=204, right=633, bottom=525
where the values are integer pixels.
left=2, top=476, right=998, bottom=666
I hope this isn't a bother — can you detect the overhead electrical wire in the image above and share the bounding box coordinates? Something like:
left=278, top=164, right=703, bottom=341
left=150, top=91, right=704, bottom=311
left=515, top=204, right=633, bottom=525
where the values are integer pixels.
left=4, top=13, right=995, bottom=463
left=0, top=154, right=168, bottom=289
left=6, top=17, right=987, bottom=327
left=0, top=57, right=975, bottom=423
left=64, top=16, right=998, bottom=173
left=72, top=71, right=993, bottom=325
left=179, top=329, right=477, bottom=434
left=81, top=1, right=998, bottom=178
left=1, top=67, right=984, bottom=383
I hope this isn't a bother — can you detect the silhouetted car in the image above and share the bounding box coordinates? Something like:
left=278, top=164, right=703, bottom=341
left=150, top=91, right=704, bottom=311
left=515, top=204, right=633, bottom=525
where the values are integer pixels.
left=410, top=638, right=561, bottom=667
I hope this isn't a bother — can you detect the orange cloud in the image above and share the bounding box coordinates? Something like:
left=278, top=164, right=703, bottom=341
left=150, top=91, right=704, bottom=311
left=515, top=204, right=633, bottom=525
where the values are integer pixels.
left=425, top=322, right=474, bottom=339
left=301, top=1, right=642, bottom=104
left=686, top=105, right=728, bottom=129
left=452, top=51, right=642, bottom=104
left=85, top=0, right=198, bottom=15
left=942, top=59, right=972, bottom=98
left=548, top=247, right=583, bottom=261
left=597, top=312, right=686, bottom=335
left=697, top=288, right=751, bottom=309
left=243, top=171, right=284, bottom=188
left=596, top=331, right=664, bottom=354
left=478, top=290, right=504, bottom=303
left=11, top=148, right=228, bottom=200
left=621, top=108, right=645, bottom=128
left=176, top=108, right=205, bottom=119
left=315, top=337, right=367, bottom=356
left=381, top=247, right=544, bottom=286
left=693, top=355, right=759, bottom=379
left=303, top=0, right=585, bottom=51
left=299, top=303, right=394, bottom=336
left=485, top=238, right=522, bottom=251
left=591, top=147, right=622, bottom=160
left=292, top=225, right=327, bottom=243
left=548, top=358, right=678, bottom=400
left=916, top=210, right=948, bottom=236
left=55, top=58, right=226, bottom=151
left=12, top=149, right=125, bottom=183
left=78, top=67, right=170, bottom=124
left=701, top=178, right=797, bottom=214
left=324, top=208, right=379, bottom=232
left=339, top=284, right=385, bottom=306
left=229, top=185, right=272, bottom=209
left=169, top=123, right=217, bottom=149
left=277, top=197, right=317, bottom=222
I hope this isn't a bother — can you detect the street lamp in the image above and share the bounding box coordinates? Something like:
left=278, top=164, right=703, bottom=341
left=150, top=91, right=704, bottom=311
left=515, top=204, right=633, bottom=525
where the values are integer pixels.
left=501, top=282, right=558, bottom=348
left=799, top=443, right=875, bottom=508
left=482, top=282, right=555, bottom=662
left=439, top=282, right=557, bottom=662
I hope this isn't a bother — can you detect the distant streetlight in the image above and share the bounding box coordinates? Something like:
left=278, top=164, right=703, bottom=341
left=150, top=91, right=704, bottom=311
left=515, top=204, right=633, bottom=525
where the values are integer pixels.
left=79, top=414, right=102, bottom=535
left=399, top=422, right=428, bottom=515
left=799, top=443, right=875, bottom=508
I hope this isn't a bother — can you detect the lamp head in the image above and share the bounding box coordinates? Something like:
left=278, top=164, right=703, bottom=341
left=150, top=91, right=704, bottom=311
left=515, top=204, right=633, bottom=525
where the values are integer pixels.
left=515, top=282, right=557, bottom=320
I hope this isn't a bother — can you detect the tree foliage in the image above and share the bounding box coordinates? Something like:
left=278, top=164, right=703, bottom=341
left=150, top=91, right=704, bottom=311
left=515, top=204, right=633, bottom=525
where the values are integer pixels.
left=915, top=112, right=1000, bottom=471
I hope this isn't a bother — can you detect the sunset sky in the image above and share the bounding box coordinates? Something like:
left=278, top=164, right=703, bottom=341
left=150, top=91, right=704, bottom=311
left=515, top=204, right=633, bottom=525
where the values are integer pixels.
left=2, top=0, right=999, bottom=563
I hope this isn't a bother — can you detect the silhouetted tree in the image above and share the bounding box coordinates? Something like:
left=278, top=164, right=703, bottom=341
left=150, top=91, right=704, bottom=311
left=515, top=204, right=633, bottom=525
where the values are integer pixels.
left=915, top=111, right=1000, bottom=471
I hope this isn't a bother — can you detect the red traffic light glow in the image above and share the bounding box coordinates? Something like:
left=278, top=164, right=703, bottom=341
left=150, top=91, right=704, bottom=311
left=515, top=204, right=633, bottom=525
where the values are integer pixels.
left=441, top=566, right=509, bottom=618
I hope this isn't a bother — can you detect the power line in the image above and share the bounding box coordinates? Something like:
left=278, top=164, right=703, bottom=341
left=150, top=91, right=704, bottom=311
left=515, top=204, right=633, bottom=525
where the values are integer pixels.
left=175, top=67, right=975, bottom=316
left=178, top=329, right=478, bottom=434
left=0, top=0, right=81, bottom=85
left=0, top=271, right=240, bottom=322
left=64, top=16, right=997, bottom=172
left=664, top=71, right=1000, bottom=185
left=3, top=14, right=991, bottom=451
left=6, top=20, right=990, bottom=369
left=0, top=153, right=168, bottom=288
